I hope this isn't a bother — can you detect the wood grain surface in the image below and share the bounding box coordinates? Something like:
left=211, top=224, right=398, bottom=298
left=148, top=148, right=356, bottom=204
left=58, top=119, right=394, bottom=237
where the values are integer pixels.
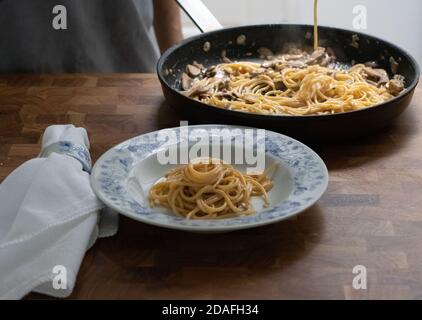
left=1, top=73, right=422, bottom=300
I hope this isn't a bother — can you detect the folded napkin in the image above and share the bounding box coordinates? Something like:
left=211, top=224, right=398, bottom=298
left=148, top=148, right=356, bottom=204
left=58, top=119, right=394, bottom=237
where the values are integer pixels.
left=0, top=125, right=118, bottom=299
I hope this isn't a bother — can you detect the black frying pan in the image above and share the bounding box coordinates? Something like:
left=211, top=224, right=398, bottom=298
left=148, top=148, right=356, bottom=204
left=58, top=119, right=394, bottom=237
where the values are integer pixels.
left=157, top=2, right=420, bottom=142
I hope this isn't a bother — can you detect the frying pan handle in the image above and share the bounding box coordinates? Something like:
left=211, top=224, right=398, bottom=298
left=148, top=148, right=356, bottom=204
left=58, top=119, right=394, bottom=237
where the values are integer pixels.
left=175, top=0, right=223, bottom=33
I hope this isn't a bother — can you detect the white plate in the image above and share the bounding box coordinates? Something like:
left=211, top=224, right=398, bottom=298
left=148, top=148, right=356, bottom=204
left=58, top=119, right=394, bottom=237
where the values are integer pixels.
left=91, top=125, right=328, bottom=232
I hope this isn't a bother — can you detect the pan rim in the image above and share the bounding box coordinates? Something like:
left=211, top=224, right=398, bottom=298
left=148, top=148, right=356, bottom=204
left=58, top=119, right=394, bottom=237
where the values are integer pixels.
left=157, top=23, right=420, bottom=120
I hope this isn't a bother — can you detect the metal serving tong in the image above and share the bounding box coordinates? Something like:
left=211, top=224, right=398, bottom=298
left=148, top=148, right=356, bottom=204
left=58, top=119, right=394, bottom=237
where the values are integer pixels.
left=175, top=0, right=223, bottom=33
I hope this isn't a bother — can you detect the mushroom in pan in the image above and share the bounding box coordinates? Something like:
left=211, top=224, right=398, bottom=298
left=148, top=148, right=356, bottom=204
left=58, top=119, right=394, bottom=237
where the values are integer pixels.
left=186, top=64, right=202, bottom=78
left=363, top=67, right=389, bottom=85
left=387, top=75, right=405, bottom=96
left=181, top=73, right=193, bottom=91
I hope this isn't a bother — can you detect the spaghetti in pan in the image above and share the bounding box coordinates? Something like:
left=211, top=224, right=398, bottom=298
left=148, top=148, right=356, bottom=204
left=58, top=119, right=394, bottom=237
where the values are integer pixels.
left=179, top=0, right=405, bottom=116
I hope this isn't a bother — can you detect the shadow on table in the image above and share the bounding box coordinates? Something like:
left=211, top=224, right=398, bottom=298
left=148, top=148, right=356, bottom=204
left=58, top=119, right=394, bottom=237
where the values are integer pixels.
left=157, top=101, right=417, bottom=171
left=310, top=108, right=417, bottom=170
left=91, top=204, right=325, bottom=298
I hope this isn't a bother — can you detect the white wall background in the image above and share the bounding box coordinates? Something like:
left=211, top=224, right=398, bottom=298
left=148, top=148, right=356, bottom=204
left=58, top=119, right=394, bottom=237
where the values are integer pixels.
left=182, top=0, right=422, bottom=67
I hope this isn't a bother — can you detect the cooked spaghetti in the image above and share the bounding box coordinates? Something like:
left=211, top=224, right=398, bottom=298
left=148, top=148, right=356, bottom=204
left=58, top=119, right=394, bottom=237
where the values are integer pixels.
left=179, top=0, right=405, bottom=116
left=149, top=159, right=275, bottom=220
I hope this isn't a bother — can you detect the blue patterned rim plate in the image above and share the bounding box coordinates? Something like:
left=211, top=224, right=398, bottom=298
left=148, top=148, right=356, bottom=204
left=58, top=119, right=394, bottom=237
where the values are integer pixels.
left=91, top=125, right=328, bottom=232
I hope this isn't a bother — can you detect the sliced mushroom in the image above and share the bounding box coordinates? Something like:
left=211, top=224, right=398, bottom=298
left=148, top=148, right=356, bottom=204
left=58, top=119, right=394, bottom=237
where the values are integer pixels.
left=306, top=47, right=328, bottom=65
left=203, top=41, right=211, bottom=52
left=181, top=73, right=193, bottom=90
left=257, top=47, right=274, bottom=60
left=236, top=34, right=246, bottom=46
left=319, top=55, right=332, bottom=67
left=387, top=75, right=405, bottom=96
left=192, top=61, right=205, bottom=69
left=363, top=67, right=389, bottom=85
left=350, top=34, right=360, bottom=48
left=389, top=57, right=400, bottom=74
left=186, top=64, right=201, bottom=78
left=204, top=66, right=216, bottom=77
left=311, top=47, right=326, bottom=58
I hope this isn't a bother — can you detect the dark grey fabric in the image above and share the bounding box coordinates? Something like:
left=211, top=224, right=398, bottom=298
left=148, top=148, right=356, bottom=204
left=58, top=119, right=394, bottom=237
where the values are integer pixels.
left=0, top=0, right=160, bottom=73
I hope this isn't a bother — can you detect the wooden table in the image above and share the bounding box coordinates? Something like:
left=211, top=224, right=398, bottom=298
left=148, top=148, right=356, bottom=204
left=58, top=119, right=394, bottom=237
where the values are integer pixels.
left=1, top=74, right=422, bottom=300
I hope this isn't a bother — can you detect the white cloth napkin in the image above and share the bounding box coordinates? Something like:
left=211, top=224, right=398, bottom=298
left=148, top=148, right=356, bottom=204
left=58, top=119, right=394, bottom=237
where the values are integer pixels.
left=0, top=125, right=118, bottom=299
